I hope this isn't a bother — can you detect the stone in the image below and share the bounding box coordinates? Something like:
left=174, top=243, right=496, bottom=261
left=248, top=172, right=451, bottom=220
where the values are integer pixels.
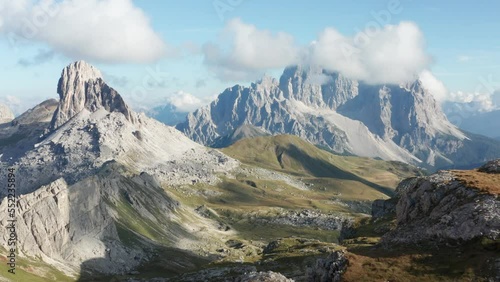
left=307, top=251, right=348, bottom=282
left=478, top=159, right=500, bottom=174
left=381, top=169, right=500, bottom=245
left=236, top=271, right=294, bottom=282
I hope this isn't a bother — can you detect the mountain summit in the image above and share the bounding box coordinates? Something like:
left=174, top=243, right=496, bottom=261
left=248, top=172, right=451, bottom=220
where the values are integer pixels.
left=50, top=60, right=134, bottom=130
left=177, top=65, right=500, bottom=170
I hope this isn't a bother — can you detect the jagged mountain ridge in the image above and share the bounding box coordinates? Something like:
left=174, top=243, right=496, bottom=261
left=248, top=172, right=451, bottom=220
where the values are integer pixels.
left=177, top=65, right=500, bottom=170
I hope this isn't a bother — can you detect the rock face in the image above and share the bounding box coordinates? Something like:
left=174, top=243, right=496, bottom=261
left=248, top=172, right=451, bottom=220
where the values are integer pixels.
left=177, top=65, right=500, bottom=170
left=380, top=168, right=500, bottom=245
left=50, top=60, right=135, bottom=130
left=371, top=197, right=397, bottom=219
left=307, top=251, right=348, bottom=282
left=0, top=103, right=15, bottom=123
left=0, top=166, right=197, bottom=275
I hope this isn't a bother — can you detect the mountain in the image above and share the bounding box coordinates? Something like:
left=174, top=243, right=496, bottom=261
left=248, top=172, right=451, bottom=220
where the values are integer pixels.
left=0, top=99, right=59, bottom=159
left=177, top=65, right=500, bottom=170
left=212, top=123, right=270, bottom=148
left=0, top=61, right=239, bottom=278
left=146, top=103, right=189, bottom=126
left=0, top=61, right=494, bottom=281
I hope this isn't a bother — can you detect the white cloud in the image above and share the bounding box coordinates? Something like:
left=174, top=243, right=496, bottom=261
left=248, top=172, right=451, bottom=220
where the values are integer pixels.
left=447, top=91, right=497, bottom=112
left=167, top=91, right=203, bottom=112
left=304, top=73, right=334, bottom=85
left=419, top=70, right=448, bottom=102
left=204, top=19, right=432, bottom=85
left=308, top=22, right=431, bottom=84
left=0, top=0, right=168, bottom=63
left=203, top=18, right=299, bottom=81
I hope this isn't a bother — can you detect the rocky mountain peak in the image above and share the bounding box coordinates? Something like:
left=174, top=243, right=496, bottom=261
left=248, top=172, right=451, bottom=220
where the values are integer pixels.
left=61, top=60, right=103, bottom=83
left=50, top=61, right=134, bottom=130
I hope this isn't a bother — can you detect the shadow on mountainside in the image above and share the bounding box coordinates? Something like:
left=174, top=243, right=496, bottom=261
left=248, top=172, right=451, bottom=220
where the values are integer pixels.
left=284, top=144, right=395, bottom=197
left=77, top=244, right=212, bottom=281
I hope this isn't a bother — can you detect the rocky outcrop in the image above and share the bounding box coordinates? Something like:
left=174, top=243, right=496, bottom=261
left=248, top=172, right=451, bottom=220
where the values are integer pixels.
left=478, top=159, right=500, bottom=173
left=50, top=60, right=135, bottom=130
left=371, top=197, right=398, bottom=219
left=0, top=103, right=15, bottom=123
left=307, top=251, right=348, bottom=282
left=381, top=168, right=499, bottom=245
left=236, top=271, right=294, bottom=282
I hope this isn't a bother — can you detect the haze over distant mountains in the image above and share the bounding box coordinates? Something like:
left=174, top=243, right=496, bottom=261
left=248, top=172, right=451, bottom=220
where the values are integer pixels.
left=176, top=65, right=500, bottom=170
left=442, top=93, right=500, bottom=140
left=146, top=103, right=189, bottom=126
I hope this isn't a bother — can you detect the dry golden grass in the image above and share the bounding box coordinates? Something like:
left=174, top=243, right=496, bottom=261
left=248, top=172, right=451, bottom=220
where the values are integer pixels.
left=451, top=169, right=500, bottom=195
left=342, top=241, right=498, bottom=282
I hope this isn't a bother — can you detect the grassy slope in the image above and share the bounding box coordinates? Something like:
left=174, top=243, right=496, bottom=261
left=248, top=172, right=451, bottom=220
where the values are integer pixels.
left=222, top=135, right=423, bottom=194
left=0, top=246, right=74, bottom=282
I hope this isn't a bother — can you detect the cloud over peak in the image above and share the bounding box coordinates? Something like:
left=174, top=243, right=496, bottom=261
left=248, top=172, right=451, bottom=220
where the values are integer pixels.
left=203, top=19, right=432, bottom=85
left=310, top=21, right=431, bottom=84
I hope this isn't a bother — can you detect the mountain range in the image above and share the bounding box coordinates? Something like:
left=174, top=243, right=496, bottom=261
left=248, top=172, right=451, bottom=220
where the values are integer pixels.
left=0, top=61, right=498, bottom=281
left=177, top=65, right=500, bottom=170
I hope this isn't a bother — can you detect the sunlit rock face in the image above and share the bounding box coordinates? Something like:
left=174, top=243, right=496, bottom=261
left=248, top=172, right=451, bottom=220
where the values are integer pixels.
left=50, top=60, right=135, bottom=130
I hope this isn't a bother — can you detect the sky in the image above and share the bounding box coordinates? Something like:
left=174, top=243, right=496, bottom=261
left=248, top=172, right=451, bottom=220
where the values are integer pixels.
left=0, top=0, right=500, bottom=115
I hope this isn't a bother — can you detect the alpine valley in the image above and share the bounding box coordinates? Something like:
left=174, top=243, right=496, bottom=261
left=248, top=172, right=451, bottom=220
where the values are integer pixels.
left=0, top=61, right=498, bottom=282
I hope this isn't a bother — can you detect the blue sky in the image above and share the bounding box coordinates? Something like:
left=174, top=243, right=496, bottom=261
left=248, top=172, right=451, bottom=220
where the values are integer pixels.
left=1, top=0, right=499, bottom=114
